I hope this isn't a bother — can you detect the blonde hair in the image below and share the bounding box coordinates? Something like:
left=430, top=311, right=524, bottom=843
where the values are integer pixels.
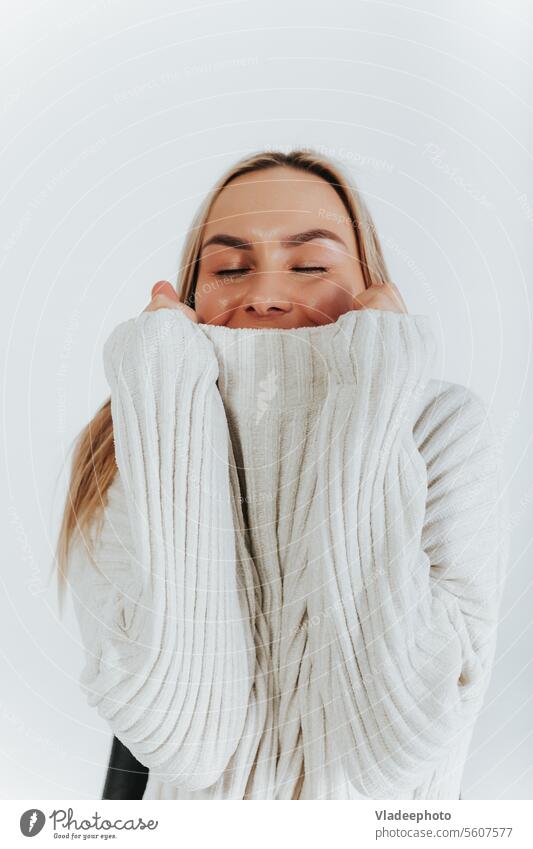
left=54, top=147, right=391, bottom=610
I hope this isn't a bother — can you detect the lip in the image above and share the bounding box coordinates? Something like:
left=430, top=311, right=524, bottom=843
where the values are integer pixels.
left=246, top=316, right=288, bottom=324
left=225, top=316, right=296, bottom=328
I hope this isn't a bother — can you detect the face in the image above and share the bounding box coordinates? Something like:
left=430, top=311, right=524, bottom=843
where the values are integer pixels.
left=194, top=166, right=367, bottom=328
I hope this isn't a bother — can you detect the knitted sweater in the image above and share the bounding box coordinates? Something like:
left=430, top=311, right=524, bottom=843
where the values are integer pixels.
left=68, top=307, right=508, bottom=800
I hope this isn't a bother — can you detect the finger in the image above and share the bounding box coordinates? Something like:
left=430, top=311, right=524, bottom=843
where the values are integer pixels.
left=151, top=280, right=178, bottom=300
left=144, top=293, right=179, bottom=312
left=175, top=302, right=199, bottom=322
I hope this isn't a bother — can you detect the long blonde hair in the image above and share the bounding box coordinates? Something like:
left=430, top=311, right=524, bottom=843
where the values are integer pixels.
left=54, top=147, right=391, bottom=609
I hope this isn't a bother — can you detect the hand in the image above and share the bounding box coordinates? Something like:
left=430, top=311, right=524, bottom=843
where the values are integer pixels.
left=352, top=280, right=407, bottom=314
left=143, top=281, right=198, bottom=322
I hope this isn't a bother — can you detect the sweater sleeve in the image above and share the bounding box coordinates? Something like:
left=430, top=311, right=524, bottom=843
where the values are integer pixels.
left=306, top=310, right=509, bottom=797
left=68, top=308, right=257, bottom=791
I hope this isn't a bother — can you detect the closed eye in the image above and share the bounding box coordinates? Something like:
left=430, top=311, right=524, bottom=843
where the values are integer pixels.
left=214, top=266, right=329, bottom=277
left=293, top=266, right=328, bottom=274
left=215, top=268, right=250, bottom=277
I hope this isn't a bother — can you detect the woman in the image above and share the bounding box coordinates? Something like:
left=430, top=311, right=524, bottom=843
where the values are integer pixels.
left=55, top=149, right=508, bottom=800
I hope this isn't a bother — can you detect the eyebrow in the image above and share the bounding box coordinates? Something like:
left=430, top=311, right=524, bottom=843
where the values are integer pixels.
left=200, top=227, right=348, bottom=253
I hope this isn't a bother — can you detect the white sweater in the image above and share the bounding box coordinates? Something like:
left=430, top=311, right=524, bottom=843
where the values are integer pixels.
left=68, top=307, right=508, bottom=800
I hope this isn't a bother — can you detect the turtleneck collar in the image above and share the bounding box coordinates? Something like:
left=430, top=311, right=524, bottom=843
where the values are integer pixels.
left=197, top=309, right=435, bottom=414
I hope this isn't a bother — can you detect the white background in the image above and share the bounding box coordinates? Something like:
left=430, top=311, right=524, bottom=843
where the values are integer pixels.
left=1, top=0, right=531, bottom=799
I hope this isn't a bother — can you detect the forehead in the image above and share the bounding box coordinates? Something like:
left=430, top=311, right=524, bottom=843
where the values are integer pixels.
left=203, top=166, right=356, bottom=249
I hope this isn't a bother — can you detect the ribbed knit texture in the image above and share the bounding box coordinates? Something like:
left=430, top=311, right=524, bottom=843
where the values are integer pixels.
left=68, top=307, right=508, bottom=799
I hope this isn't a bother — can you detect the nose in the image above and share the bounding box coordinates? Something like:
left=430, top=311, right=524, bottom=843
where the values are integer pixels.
left=245, top=299, right=291, bottom=317
left=243, top=273, right=292, bottom=317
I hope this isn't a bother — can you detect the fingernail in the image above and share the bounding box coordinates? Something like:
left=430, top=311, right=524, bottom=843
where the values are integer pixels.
left=152, top=280, right=172, bottom=297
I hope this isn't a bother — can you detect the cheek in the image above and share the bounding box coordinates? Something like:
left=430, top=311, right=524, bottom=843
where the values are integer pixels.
left=193, top=276, right=241, bottom=319
left=300, top=278, right=355, bottom=313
